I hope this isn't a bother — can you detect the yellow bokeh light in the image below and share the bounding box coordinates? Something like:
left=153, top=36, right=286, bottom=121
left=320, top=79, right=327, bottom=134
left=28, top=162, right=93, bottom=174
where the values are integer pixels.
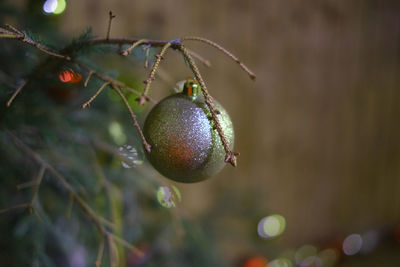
left=258, top=214, right=286, bottom=239
left=53, top=0, right=66, bottom=14
left=109, top=121, right=127, bottom=145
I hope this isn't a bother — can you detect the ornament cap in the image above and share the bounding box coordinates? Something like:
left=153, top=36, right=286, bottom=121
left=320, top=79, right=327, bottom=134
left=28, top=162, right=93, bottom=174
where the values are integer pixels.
left=182, top=78, right=199, bottom=100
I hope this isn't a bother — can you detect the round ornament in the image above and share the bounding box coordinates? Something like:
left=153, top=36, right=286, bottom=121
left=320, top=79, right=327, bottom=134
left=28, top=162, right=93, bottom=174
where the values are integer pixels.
left=143, top=78, right=234, bottom=183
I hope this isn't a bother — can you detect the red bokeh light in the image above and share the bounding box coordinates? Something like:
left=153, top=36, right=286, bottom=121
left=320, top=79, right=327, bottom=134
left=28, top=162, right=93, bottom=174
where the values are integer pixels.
left=59, top=69, right=82, bottom=83
left=242, top=256, right=268, bottom=267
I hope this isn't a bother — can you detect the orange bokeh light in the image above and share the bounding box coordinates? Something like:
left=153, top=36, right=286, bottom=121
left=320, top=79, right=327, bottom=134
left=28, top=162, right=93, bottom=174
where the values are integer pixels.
left=395, top=224, right=400, bottom=243
left=242, top=256, right=268, bottom=267
left=59, top=69, right=82, bottom=84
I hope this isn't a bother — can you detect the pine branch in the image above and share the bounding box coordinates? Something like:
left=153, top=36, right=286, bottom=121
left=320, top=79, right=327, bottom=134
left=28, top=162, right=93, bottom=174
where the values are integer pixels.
left=0, top=163, right=46, bottom=216
left=0, top=25, right=70, bottom=60
left=3, top=131, right=143, bottom=260
left=1, top=23, right=255, bottom=167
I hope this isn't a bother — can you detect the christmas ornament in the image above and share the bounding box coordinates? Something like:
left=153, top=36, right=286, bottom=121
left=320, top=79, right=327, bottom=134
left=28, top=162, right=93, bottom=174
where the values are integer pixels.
left=143, top=78, right=234, bottom=183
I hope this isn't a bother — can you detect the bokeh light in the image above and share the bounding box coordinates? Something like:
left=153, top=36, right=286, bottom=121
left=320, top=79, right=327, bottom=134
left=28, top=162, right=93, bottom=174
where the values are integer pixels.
left=157, top=185, right=181, bottom=208
left=267, top=258, right=292, bottom=267
left=43, top=0, right=57, bottom=13
left=109, top=121, right=127, bottom=145
left=295, top=245, right=317, bottom=264
left=299, top=256, right=322, bottom=267
left=174, top=80, right=186, bottom=92
left=43, top=0, right=66, bottom=15
left=342, top=234, right=363, bottom=256
left=361, top=230, right=379, bottom=254
left=118, top=144, right=142, bottom=169
left=59, top=69, right=82, bottom=84
left=53, top=0, right=66, bottom=14
left=318, top=248, right=338, bottom=267
left=257, top=214, right=286, bottom=239
left=242, top=256, right=268, bottom=267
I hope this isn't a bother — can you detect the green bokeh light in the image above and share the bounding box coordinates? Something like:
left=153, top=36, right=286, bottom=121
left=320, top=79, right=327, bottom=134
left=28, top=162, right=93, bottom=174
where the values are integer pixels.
left=53, top=0, right=66, bottom=14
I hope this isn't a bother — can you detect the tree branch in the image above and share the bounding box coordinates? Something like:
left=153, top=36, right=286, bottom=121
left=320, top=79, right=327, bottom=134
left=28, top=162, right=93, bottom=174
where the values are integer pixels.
left=6, top=81, right=27, bottom=107
left=82, top=81, right=110, bottom=108
left=120, top=39, right=148, bottom=56
left=182, top=36, right=256, bottom=80
left=137, top=41, right=172, bottom=105
left=179, top=45, right=240, bottom=166
left=4, top=131, right=144, bottom=259
left=75, top=61, right=156, bottom=104
left=106, top=11, right=116, bottom=40
left=112, top=85, right=151, bottom=153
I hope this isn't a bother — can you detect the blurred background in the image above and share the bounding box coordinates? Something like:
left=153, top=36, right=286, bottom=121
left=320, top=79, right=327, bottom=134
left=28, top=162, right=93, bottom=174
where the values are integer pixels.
left=1, top=0, right=400, bottom=266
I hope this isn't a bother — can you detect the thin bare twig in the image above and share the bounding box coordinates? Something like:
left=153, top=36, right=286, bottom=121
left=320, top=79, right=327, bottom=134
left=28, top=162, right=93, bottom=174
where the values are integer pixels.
left=182, top=36, right=256, bottom=80
left=75, top=61, right=156, bottom=104
left=0, top=164, right=46, bottom=216
left=82, top=82, right=110, bottom=108
left=0, top=27, right=20, bottom=38
left=0, top=25, right=70, bottom=60
left=111, top=234, right=144, bottom=256
left=62, top=38, right=182, bottom=55
left=144, top=45, right=151, bottom=68
left=95, top=234, right=105, bottom=267
left=84, top=71, right=94, bottom=87
left=107, top=233, right=119, bottom=267
left=138, top=42, right=172, bottom=105
left=112, top=85, right=151, bottom=153
left=0, top=203, right=30, bottom=214
left=91, top=149, right=121, bottom=231
left=16, top=180, right=38, bottom=190
left=30, top=164, right=46, bottom=205
left=66, top=192, right=74, bottom=219
left=6, top=81, right=27, bottom=107
left=186, top=48, right=211, bottom=67
left=121, top=39, right=148, bottom=56
left=106, top=11, right=116, bottom=40
left=31, top=208, right=43, bottom=222
left=179, top=45, right=239, bottom=166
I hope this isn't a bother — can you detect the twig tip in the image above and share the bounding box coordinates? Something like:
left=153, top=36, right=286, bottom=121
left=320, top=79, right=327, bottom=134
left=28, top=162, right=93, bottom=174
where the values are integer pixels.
left=225, top=151, right=240, bottom=167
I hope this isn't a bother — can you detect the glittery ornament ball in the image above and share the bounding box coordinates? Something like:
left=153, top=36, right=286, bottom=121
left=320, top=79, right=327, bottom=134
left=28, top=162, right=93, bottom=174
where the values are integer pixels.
left=143, top=87, right=234, bottom=183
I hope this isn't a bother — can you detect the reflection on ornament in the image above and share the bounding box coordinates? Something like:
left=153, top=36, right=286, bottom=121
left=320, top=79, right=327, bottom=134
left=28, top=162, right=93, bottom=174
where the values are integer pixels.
left=143, top=78, right=234, bottom=183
